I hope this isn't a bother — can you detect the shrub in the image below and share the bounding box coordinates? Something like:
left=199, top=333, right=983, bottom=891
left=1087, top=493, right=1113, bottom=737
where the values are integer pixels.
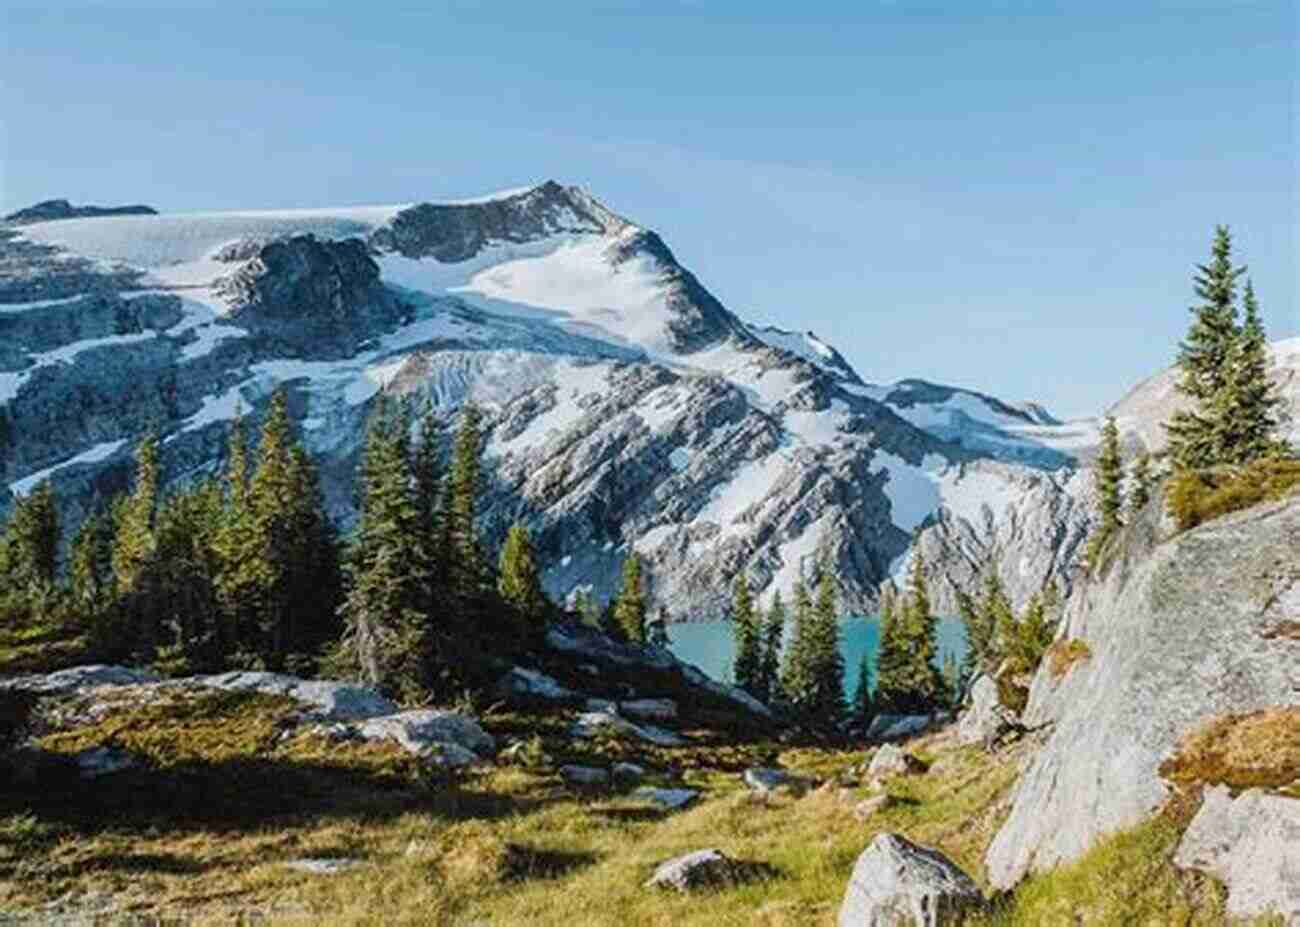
left=1166, top=456, right=1300, bottom=531
left=1046, top=639, right=1092, bottom=678
left=1159, top=707, right=1300, bottom=793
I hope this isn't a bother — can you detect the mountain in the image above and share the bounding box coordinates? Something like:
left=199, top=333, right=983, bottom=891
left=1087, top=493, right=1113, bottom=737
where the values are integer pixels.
left=3, top=199, right=158, bottom=225
left=4, top=181, right=1286, bottom=621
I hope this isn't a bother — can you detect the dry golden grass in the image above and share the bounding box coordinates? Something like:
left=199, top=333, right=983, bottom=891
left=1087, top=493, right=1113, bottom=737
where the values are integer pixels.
left=1159, top=707, right=1300, bottom=794
left=1045, top=639, right=1092, bottom=679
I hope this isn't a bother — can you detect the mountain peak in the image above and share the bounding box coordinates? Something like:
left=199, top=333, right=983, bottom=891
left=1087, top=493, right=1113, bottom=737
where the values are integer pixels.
left=4, top=199, right=158, bottom=225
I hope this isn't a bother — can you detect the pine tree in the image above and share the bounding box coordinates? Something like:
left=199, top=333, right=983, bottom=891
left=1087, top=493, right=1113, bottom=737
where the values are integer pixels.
left=1128, top=452, right=1154, bottom=516
left=3, top=481, right=60, bottom=587
left=873, top=587, right=909, bottom=715
left=1165, top=226, right=1245, bottom=469
left=731, top=573, right=761, bottom=696
left=1086, top=416, right=1124, bottom=571
left=806, top=552, right=846, bottom=724
left=69, top=507, right=114, bottom=616
left=412, top=399, right=445, bottom=596
left=897, top=552, right=943, bottom=712
left=112, top=433, right=161, bottom=656
left=498, top=522, right=549, bottom=634
left=759, top=591, right=785, bottom=704
left=1221, top=280, right=1285, bottom=464
left=612, top=552, right=647, bottom=643
left=1005, top=592, right=1053, bottom=676
left=851, top=652, right=874, bottom=727
left=443, top=402, right=493, bottom=629
left=780, top=578, right=815, bottom=710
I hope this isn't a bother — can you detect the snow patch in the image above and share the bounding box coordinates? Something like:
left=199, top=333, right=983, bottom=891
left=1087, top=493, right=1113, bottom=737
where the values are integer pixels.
left=10, top=439, right=127, bottom=496
left=668, top=448, right=690, bottom=471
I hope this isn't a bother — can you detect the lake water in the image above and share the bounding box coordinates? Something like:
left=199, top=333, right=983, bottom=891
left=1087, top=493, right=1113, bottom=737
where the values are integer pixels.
left=667, top=616, right=967, bottom=697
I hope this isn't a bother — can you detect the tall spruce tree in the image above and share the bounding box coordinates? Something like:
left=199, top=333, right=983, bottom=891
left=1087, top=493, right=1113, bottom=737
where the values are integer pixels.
left=112, top=433, right=161, bottom=656
left=1165, top=226, right=1245, bottom=469
left=896, top=552, right=943, bottom=712
left=69, top=507, right=115, bottom=618
left=612, top=552, right=647, bottom=643
left=443, top=402, right=493, bottom=629
left=3, top=481, right=59, bottom=587
left=1221, top=280, right=1284, bottom=463
left=498, top=522, right=549, bottom=634
left=1128, top=452, right=1154, bottom=516
left=805, top=552, right=846, bottom=724
left=759, top=591, right=786, bottom=704
left=1086, top=415, right=1124, bottom=571
left=731, top=573, right=762, bottom=696
left=780, top=578, right=815, bottom=710
left=873, top=586, right=909, bottom=715
left=852, top=653, right=874, bottom=727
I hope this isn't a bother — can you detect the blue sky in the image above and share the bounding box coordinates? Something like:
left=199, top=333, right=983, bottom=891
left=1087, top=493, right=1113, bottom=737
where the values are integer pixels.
left=2, top=2, right=1294, bottom=417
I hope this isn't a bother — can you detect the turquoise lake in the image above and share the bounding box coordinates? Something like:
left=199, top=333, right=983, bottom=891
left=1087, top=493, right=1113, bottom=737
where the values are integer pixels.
left=667, top=616, right=967, bottom=697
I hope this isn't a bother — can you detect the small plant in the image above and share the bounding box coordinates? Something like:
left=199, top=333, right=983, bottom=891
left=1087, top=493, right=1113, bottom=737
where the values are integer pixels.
left=1166, top=456, right=1300, bottom=531
left=1047, top=639, right=1092, bottom=679
left=1159, top=707, right=1300, bottom=793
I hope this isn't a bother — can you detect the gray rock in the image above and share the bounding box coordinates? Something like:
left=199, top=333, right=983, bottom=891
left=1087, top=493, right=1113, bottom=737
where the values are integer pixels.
left=743, top=766, right=807, bottom=793
left=867, top=745, right=926, bottom=778
left=0, top=665, right=162, bottom=694
left=283, top=858, right=363, bottom=875
left=357, top=710, right=494, bottom=768
left=956, top=675, right=1015, bottom=747
left=495, top=666, right=576, bottom=703
left=1174, top=786, right=1300, bottom=923
left=620, top=698, right=677, bottom=721
left=194, top=671, right=397, bottom=722
left=865, top=713, right=938, bottom=742
left=644, top=849, right=741, bottom=892
left=852, top=794, right=895, bottom=822
left=633, top=787, right=698, bottom=811
left=560, top=765, right=609, bottom=786
left=568, top=709, right=686, bottom=747
left=986, top=497, right=1300, bottom=889
left=838, top=833, right=986, bottom=926
left=612, top=761, right=646, bottom=783
left=73, top=746, right=136, bottom=779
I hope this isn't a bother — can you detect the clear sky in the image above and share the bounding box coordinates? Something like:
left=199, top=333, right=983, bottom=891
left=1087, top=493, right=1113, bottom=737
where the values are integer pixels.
left=2, top=1, right=1295, bottom=418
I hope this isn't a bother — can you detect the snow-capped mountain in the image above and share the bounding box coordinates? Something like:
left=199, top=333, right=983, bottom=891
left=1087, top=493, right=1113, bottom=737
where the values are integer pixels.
left=0, top=182, right=1103, bottom=617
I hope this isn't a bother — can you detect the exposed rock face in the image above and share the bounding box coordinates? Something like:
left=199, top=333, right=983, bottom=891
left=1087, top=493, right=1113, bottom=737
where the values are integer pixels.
left=956, top=674, right=1016, bottom=747
left=4, top=199, right=157, bottom=224
left=1174, top=785, right=1300, bottom=923
left=634, top=787, right=698, bottom=810
left=217, top=234, right=407, bottom=359
left=357, top=709, right=495, bottom=766
left=838, top=833, right=986, bottom=926
left=0, top=665, right=162, bottom=694
left=866, top=744, right=927, bottom=778
left=986, top=496, right=1300, bottom=889
left=193, top=671, right=399, bottom=722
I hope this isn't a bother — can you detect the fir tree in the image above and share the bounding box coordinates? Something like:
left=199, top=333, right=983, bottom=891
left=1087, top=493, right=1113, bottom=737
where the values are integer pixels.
left=780, top=578, right=815, bottom=710
left=1128, top=452, right=1154, bottom=517
left=3, top=481, right=60, bottom=587
left=941, top=651, right=963, bottom=709
left=412, top=399, right=445, bottom=596
left=1165, top=226, right=1245, bottom=469
left=112, top=433, right=161, bottom=656
left=612, top=552, right=647, bottom=643
left=896, top=552, right=943, bottom=712
left=730, top=573, right=762, bottom=696
left=498, top=522, right=549, bottom=634
left=1221, top=280, right=1285, bottom=464
left=873, top=587, right=909, bottom=715
left=851, top=652, right=874, bottom=727
left=805, top=551, right=846, bottom=724
left=69, top=507, right=115, bottom=616
left=443, top=402, right=493, bottom=628
left=759, top=591, right=786, bottom=704
left=1086, top=415, right=1124, bottom=571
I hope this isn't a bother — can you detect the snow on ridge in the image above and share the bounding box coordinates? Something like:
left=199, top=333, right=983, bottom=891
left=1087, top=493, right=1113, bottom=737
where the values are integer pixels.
left=441, top=185, right=541, bottom=205
left=10, top=439, right=127, bottom=496
left=747, top=323, right=855, bottom=378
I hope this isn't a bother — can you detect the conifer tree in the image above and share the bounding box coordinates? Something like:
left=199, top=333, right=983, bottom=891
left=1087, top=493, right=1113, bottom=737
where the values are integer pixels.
left=759, top=591, right=786, bottom=704
left=443, top=402, right=493, bottom=628
left=1086, top=416, right=1124, bottom=571
left=69, top=507, right=115, bottom=617
left=1166, top=226, right=1245, bottom=469
left=412, top=399, right=445, bottom=595
left=612, top=552, right=647, bottom=643
left=872, top=587, right=909, bottom=715
left=498, top=522, right=549, bottom=633
left=3, top=481, right=60, bottom=587
left=731, top=573, right=762, bottom=696
left=896, top=552, right=943, bottom=712
left=941, top=651, right=963, bottom=709
left=957, top=588, right=992, bottom=679
left=780, top=578, right=814, bottom=710
left=1128, top=452, right=1154, bottom=516
left=852, top=652, right=874, bottom=727
left=805, top=552, right=846, bottom=724
left=1221, top=280, right=1284, bottom=464
left=112, top=433, right=161, bottom=655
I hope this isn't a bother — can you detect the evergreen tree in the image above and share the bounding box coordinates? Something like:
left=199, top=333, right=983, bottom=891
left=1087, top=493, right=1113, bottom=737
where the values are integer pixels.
left=498, top=522, right=549, bottom=634
left=873, top=587, right=909, bottom=715
left=941, top=651, right=963, bottom=709
left=805, top=552, right=846, bottom=724
left=780, top=578, right=815, bottom=710
left=851, top=652, right=874, bottom=728
left=1165, top=226, right=1245, bottom=469
left=152, top=480, right=224, bottom=674
left=2, top=481, right=60, bottom=587
left=759, top=591, right=786, bottom=704
left=1128, top=452, right=1154, bottom=516
left=1005, top=592, right=1054, bottom=676
left=730, top=573, right=761, bottom=696
left=213, top=407, right=258, bottom=660
left=68, top=507, right=115, bottom=617
left=612, top=552, right=647, bottom=643
left=1221, top=280, right=1285, bottom=464
left=443, top=402, right=493, bottom=629
left=412, top=399, right=445, bottom=596
left=112, top=433, right=161, bottom=656
left=896, top=552, right=944, bottom=712
left=1086, top=416, right=1124, bottom=571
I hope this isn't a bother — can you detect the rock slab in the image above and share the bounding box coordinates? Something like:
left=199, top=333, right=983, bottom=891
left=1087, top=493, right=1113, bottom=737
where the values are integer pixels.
left=839, top=833, right=986, bottom=926
left=644, top=849, right=741, bottom=892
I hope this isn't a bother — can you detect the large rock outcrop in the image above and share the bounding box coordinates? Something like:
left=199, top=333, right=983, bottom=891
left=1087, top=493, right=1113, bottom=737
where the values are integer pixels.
left=838, top=833, right=986, bottom=926
left=986, top=495, right=1300, bottom=889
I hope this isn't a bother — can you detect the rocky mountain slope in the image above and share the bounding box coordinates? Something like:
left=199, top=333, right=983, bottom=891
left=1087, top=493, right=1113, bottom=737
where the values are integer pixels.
left=985, top=493, right=1300, bottom=896
left=1, top=181, right=1292, bottom=619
